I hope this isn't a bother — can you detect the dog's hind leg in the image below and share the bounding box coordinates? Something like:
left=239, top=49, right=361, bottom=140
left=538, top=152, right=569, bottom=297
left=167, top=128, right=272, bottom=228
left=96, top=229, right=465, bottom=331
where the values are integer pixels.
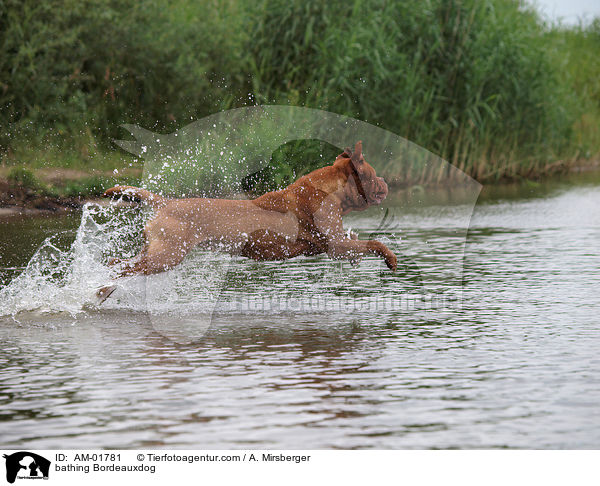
left=107, top=228, right=151, bottom=267
left=117, top=240, right=187, bottom=276
left=96, top=244, right=149, bottom=304
left=95, top=241, right=181, bottom=303
left=108, top=244, right=148, bottom=268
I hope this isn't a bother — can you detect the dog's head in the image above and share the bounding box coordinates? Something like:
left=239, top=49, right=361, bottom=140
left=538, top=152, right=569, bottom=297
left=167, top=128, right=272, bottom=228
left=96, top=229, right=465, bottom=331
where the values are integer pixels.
left=334, top=141, right=388, bottom=211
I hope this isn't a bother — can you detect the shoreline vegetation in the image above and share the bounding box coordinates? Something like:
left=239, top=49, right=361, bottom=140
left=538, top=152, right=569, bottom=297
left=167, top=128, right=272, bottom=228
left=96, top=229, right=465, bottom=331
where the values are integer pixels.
left=1, top=0, right=599, bottom=209
left=0, top=161, right=598, bottom=217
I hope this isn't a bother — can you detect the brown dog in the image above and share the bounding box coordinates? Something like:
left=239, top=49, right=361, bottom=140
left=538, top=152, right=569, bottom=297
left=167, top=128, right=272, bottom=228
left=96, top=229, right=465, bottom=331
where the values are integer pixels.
left=103, top=141, right=397, bottom=277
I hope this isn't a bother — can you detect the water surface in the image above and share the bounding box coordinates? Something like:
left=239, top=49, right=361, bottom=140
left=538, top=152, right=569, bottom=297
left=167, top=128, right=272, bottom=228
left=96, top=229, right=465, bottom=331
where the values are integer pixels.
left=1, top=173, right=599, bottom=448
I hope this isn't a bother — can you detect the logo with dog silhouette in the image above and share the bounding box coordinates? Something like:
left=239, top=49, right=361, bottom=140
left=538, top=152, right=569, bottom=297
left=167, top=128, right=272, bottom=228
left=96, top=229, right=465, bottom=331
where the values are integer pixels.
left=3, top=452, right=50, bottom=483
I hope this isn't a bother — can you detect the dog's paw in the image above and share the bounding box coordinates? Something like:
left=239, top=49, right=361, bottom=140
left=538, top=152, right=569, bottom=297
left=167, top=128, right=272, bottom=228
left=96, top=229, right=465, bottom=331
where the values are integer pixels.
left=95, top=285, right=117, bottom=304
left=349, top=255, right=363, bottom=267
left=385, top=252, right=397, bottom=272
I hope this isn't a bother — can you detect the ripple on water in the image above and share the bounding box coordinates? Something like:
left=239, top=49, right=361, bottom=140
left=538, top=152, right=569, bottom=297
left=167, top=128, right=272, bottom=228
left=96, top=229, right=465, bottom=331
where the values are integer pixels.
left=1, top=183, right=600, bottom=448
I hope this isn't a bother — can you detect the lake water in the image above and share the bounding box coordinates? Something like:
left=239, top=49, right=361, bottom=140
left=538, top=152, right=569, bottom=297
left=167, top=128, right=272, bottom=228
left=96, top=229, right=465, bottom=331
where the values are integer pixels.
left=1, top=172, right=599, bottom=449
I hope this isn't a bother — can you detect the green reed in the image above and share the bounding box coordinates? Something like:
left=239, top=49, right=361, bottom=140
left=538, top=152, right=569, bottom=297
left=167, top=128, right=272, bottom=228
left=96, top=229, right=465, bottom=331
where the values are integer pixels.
left=0, top=0, right=598, bottom=185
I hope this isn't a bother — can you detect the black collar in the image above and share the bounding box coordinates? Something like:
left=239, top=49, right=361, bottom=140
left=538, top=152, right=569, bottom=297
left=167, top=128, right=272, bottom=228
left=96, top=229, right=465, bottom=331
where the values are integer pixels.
left=349, top=162, right=368, bottom=204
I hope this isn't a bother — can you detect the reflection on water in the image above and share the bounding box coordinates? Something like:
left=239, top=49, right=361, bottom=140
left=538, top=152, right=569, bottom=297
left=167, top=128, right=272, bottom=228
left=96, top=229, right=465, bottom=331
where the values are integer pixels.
left=0, top=173, right=599, bottom=448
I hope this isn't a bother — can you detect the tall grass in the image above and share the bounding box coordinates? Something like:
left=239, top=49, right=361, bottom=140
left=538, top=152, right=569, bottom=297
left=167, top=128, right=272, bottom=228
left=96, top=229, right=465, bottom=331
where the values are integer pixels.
left=0, top=0, right=598, bottom=185
left=545, top=19, right=600, bottom=159
left=249, top=0, right=584, bottom=181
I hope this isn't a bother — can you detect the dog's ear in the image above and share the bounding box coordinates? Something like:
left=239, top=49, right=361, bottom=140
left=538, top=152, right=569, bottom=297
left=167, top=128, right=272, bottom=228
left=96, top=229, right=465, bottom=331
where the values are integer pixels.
left=340, top=147, right=353, bottom=158
left=351, top=141, right=364, bottom=165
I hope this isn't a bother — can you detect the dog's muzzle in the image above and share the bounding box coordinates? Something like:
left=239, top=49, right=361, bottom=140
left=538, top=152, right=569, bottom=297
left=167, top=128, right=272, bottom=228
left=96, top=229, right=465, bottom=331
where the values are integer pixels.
left=370, top=177, right=388, bottom=204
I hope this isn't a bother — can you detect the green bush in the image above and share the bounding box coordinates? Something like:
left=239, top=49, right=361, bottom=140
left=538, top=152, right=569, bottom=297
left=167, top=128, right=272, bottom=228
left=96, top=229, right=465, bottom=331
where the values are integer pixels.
left=6, top=167, right=40, bottom=189
left=0, top=0, right=248, bottom=149
left=51, top=175, right=139, bottom=197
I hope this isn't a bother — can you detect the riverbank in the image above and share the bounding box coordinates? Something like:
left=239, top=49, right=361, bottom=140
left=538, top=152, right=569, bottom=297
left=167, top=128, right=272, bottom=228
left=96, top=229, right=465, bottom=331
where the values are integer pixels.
left=0, top=165, right=142, bottom=216
left=1, top=160, right=598, bottom=217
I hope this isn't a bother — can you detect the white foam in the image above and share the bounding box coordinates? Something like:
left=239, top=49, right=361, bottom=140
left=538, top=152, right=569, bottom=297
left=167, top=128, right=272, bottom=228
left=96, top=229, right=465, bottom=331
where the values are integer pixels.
left=0, top=203, right=139, bottom=317
left=0, top=202, right=234, bottom=319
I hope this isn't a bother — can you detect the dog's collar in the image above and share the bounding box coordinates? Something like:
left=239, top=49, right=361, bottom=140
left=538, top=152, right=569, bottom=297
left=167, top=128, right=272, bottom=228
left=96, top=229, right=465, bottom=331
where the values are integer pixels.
left=349, top=162, right=369, bottom=204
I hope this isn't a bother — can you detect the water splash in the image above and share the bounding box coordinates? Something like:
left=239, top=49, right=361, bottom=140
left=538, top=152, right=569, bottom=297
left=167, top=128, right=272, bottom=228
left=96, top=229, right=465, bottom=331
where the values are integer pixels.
left=0, top=202, right=144, bottom=317
left=0, top=202, right=235, bottom=321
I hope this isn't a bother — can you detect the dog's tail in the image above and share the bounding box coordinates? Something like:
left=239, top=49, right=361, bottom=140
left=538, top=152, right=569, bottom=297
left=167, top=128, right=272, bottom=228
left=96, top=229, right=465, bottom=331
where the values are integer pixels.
left=103, top=185, right=166, bottom=208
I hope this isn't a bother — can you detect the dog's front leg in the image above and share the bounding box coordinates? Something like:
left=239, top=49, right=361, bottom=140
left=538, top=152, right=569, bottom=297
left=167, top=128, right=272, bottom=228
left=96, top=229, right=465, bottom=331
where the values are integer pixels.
left=326, top=238, right=397, bottom=271
left=314, top=198, right=397, bottom=271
